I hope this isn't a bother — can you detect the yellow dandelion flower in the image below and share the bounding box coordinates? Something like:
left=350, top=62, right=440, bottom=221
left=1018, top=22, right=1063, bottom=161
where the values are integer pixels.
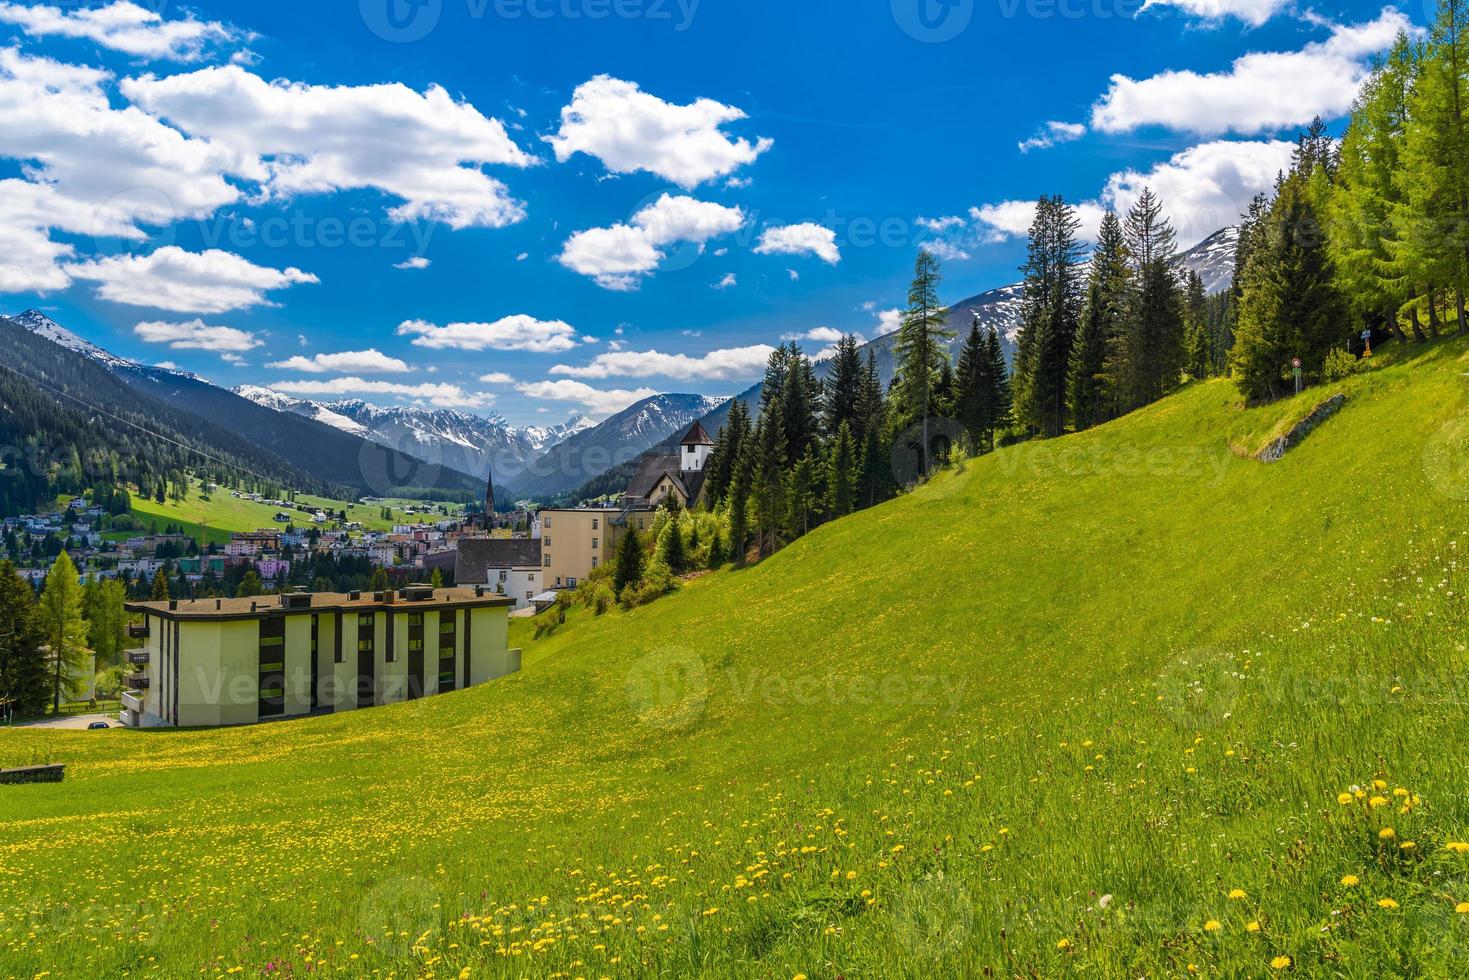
left=1340, top=875, right=1359, bottom=887
left=1400, top=841, right=1417, bottom=851
left=1229, top=888, right=1247, bottom=900
left=1379, top=827, right=1396, bottom=840
left=1447, top=842, right=1469, bottom=854
left=1368, top=796, right=1389, bottom=809
left=1271, top=955, right=1292, bottom=970
left=459, top=969, right=472, bottom=980
left=1377, top=898, right=1399, bottom=910
left=1373, top=779, right=1387, bottom=791
left=1057, top=938, right=1071, bottom=949
left=1456, top=902, right=1469, bottom=915
left=1337, top=792, right=1354, bottom=805
left=793, top=974, right=807, bottom=980
left=1204, top=919, right=1222, bottom=932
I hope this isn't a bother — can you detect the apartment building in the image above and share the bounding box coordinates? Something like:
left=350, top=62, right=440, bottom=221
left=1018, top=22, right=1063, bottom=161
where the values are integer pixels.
left=120, top=586, right=518, bottom=728
left=538, top=508, right=653, bottom=588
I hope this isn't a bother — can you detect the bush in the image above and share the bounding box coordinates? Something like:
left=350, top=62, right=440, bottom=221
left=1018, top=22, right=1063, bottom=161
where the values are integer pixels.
left=1321, top=347, right=1362, bottom=384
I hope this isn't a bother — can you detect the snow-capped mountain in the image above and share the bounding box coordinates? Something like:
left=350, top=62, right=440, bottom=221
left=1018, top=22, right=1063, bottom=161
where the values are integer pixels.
left=10, top=309, right=133, bottom=369
left=234, top=387, right=594, bottom=484
left=513, top=393, right=726, bottom=498
left=1173, top=225, right=1239, bottom=295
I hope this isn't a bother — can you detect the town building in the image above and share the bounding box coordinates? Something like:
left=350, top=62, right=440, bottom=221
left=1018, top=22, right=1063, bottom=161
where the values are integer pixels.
left=624, top=422, right=714, bottom=510
left=538, top=508, right=640, bottom=589
left=454, top=538, right=543, bottom=608
left=120, top=586, right=519, bottom=728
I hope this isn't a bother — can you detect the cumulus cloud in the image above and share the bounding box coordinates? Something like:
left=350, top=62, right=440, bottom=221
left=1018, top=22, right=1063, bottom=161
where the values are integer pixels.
left=396, top=315, right=581, bottom=353
left=267, top=350, right=410, bottom=374
left=782, top=327, right=846, bottom=344
left=1138, top=0, right=1291, bottom=27
left=121, top=64, right=535, bottom=229
left=754, top=222, right=841, bottom=264
left=134, top=318, right=261, bottom=353
left=969, top=139, right=1296, bottom=250
left=394, top=257, right=431, bottom=270
left=550, top=344, right=774, bottom=382
left=558, top=193, right=746, bottom=290
left=873, top=308, right=903, bottom=337
left=545, top=75, right=771, bottom=188
left=516, top=379, right=660, bottom=417
left=1092, top=10, right=1412, bottom=136
left=267, top=377, right=491, bottom=409
left=68, top=246, right=316, bottom=313
left=1018, top=120, right=1086, bottom=153
left=0, top=1, right=240, bottom=61
left=478, top=371, right=516, bottom=384
left=713, top=272, right=737, bottom=290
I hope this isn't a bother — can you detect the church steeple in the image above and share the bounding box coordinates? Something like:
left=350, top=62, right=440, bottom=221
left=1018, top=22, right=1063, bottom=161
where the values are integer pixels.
left=482, top=467, right=496, bottom=530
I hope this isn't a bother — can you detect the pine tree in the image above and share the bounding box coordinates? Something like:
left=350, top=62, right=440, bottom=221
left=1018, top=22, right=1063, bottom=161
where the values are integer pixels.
left=613, top=529, right=645, bottom=593
left=1182, top=269, right=1211, bottom=380
left=0, top=560, right=47, bottom=719
left=150, top=568, right=170, bottom=602
left=781, top=344, right=822, bottom=467
left=38, top=551, right=87, bottom=713
left=855, top=351, right=891, bottom=507
left=430, top=567, right=444, bottom=588
left=821, top=334, right=864, bottom=439
left=704, top=399, right=751, bottom=507
left=826, top=421, right=857, bottom=518
left=893, top=249, right=955, bottom=475
left=955, top=317, right=988, bottom=453
left=239, top=570, right=266, bottom=598
left=751, top=399, right=788, bottom=557
left=784, top=449, right=820, bottom=538
left=1118, top=188, right=1185, bottom=408
left=1014, top=196, right=1085, bottom=437
left=982, top=326, right=1011, bottom=448
left=658, top=519, right=686, bottom=575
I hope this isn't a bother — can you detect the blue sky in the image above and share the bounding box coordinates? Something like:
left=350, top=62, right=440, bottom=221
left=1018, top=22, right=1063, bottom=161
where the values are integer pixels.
left=0, top=0, right=1415, bottom=425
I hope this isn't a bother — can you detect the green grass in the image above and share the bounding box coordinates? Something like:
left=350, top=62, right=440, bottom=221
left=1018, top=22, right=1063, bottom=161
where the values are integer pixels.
left=4, top=338, right=1469, bottom=977
left=120, top=482, right=460, bottom=544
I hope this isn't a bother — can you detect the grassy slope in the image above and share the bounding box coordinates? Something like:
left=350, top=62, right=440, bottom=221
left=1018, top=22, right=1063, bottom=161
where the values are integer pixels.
left=4, top=340, right=1469, bottom=978
left=122, top=483, right=460, bottom=545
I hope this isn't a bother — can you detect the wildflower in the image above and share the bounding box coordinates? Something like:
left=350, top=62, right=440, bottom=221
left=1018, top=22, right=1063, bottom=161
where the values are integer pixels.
left=1456, top=902, right=1469, bottom=915
left=793, top=974, right=807, bottom=980
left=1271, top=955, right=1292, bottom=970
left=459, top=969, right=472, bottom=980
left=1056, top=938, right=1070, bottom=949
left=1340, top=875, right=1359, bottom=887
left=1247, top=920, right=1261, bottom=932
left=1400, top=841, right=1417, bottom=852
left=1337, top=792, right=1354, bottom=805
left=1368, top=796, right=1388, bottom=809
left=1379, top=827, right=1396, bottom=840
left=1204, top=919, right=1222, bottom=932
left=1229, top=888, right=1247, bottom=900
left=1447, top=842, right=1469, bottom=854
left=1377, top=898, right=1399, bottom=910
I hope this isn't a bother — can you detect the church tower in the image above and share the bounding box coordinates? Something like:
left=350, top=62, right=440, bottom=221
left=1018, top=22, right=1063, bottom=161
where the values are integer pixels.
left=680, top=421, right=714, bottom=473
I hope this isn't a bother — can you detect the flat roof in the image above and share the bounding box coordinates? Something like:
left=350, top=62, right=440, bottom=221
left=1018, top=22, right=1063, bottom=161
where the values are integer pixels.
left=126, top=587, right=513, bottom=621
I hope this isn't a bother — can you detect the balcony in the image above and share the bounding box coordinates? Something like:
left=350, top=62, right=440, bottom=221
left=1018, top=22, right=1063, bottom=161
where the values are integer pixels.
left=120, top=691, right=144, bottom=714
left=127, top=623, right=150, bottom=639
left=127, top=675, right=151, bottom=690
left=128, top=651, right=149, bottom=666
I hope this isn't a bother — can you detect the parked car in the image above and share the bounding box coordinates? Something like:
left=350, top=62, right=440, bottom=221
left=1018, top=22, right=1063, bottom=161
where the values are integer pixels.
left=86, top=721, right=110, bottom=730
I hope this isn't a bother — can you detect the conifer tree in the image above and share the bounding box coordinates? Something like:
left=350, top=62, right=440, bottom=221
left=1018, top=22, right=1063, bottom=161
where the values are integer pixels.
left=658, top=520, right=686, bottom=575
left=780, top=344, right=822, bottom=467
left=1118, top=188, right=1185, bottom=407
left=704, top=399, right=751, bottom=507
left=826, top=421, right=857, bottom=517
left=982, top=326, right=1011, bottom=448
left=1182, top=270, right=1211, bottom=379
left=855, top=352, right=891, bottom=507
left=893, top=249, right=954, bottom=475
left=784, top=449, right=821, bottom=538
left=751, top=399, right=788, bottom=557
left=38, top=551, right=87, bottom=713
left=84, top=578, right=126, bottom=667
left=955, top=318, right=988, bottom=453
left=150, top=568, right=170, bottom=602
left=0, top=560, right=47, bottom=719
left=821, top=335, right=864, bottom=439
left=1014, top=196, right=1085, bottom=437
left=613, top=529, right=645, bottom=593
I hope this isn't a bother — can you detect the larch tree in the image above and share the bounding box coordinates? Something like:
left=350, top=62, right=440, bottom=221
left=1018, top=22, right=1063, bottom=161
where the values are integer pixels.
left=893, top=249, right=954, bottom=475
left=38, top=551, right=88, bottom=713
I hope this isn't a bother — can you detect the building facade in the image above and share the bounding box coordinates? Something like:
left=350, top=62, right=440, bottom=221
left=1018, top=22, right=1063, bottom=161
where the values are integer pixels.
left=454, top=538, right=543, bottom=609
left=120, top=586, right=518, bottom=728
left=538, top=508, right=647, bottom=589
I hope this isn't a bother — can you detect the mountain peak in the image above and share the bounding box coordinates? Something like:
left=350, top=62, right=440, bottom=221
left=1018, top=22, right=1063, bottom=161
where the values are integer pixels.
left=8, top=309, right=130, bottom=369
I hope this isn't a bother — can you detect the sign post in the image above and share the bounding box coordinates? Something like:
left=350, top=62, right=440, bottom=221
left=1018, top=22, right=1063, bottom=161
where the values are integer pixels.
left=1292, top=357, right=1303, bottom=395
left=1361, top=328, right=1373, bottom=357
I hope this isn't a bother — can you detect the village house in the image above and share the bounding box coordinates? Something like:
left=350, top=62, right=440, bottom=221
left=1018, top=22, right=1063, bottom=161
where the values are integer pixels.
left=454, top=539, right=543, bottom=608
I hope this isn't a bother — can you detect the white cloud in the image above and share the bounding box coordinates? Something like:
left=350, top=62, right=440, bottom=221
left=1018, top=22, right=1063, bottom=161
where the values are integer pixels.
left=782, top=327, right=845, bottom=344
left=516, top=379, right=659, bottom=417
left=753, top=222, right=841, bottom=264
left=267, top=349, right=410, bottom=374
left=68, top=246, right=318, bottom=313
left=394, top=257, right=431, bottom=270
left=1018, top=120, right=1086, bottom=153
left=1102, top=138, right=1296, bottom=245
left=121, top=64, right=535, bottom=229
left=924, top=239, right=972, bottom=262
left=873, top=308, right=903, bottom=337
left=0, top=1, right=239, bottom=61
left=1138, top=0, right=1291, bottom=27
left=478, top=371, right=516, bottom=384
left=969, top=201, right=1110, bottom=244
left=396, top=315, right=581, bottom=353
left=134, top=318, right=261, bottom=353
left=545, top=75, right=771, bottom=188
left=787, top=268, right=799, bottom=281
left=916, top=215, right=966, bottom=232
left=1092, top=10, right=1412, bottom=136
left=969, top=139, right=1294, bottom=250
left=713, top=272, right=737, bottom=290
left=558, top=193, right=746, bottom=290
left=153, top=360, right=179, bottom=370
left=550, top=344, right=774, bottom=382
left=268, top=377, right=491, bottom=409
left=0, top=49, right=241, bottom=292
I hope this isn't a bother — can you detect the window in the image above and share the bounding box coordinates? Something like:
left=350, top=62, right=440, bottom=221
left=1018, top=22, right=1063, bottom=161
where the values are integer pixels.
left=543, top=517, right=551, bottom=528
left=592, top=538, right=598, bottom=549
left=358, top=638, right=373, bottom=652
left=408, top=613, right=423, bottom=627
left=544, top=556, right=552, bottom=567
left=499, top=570, right=508, bottom=582
left=408, top=638, right=424, bottom=653
left=593, top=519, right=599, bottom=530
left=544, top=536, right=551, bottom=547
left=528, top=574, right=535, bottom=582
left=526, top=592, right=534, bottom=599
left=439, top=620, right=455, bottom=635
left=591, top=557, right=599, bottom=569
left=358, top=613, right=374, bottom=627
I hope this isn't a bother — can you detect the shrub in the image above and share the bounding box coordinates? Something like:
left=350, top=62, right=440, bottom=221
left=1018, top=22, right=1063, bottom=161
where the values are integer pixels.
left=1321, top=347, right=1362, bottom=384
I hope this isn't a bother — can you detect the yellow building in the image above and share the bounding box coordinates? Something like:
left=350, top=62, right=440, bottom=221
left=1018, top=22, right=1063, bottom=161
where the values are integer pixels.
left=540, top=508, right=635, bottom=589
left=120, top=586, right=519, bottom=728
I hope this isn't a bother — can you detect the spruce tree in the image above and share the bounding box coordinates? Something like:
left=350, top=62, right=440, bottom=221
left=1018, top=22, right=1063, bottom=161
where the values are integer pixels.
left=0, top=560, right=47, bottom=719
left=1118, top=188, right=1185, bottom=408
left=781, top=344, right=822, bottom=467
left=751, top=399, right=788, bottom=557
left=1014, top=195, right=1085, bottom=437
left=826, top=421, right=857, bottom=517
left=821, top=335, right=864, bottom=439
left=982, top=326, right=1011, bottom=448
left=1182, top=269, right=1211, bottom=380
left=893, top=249, right=954, bottom=475
left=239, top=570, right=266, bottom=598
left=704, top=399, right=751, bottom=506
left=1069, top=277, right=1111, bottom=431
left=658, top=520, right=686, bottom=575
left=784, top=449, right=820, bottom=538
left=38, top=551, right=87, bottom=713
left=613, top=529, right=645, bottom=593
left=150, top=568, right=170, bottom=602
left=955, top=317, right=988, bottom=453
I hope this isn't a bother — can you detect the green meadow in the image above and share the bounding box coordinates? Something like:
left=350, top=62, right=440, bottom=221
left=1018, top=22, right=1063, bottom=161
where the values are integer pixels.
left=3, top=338, right=1469, bottom=978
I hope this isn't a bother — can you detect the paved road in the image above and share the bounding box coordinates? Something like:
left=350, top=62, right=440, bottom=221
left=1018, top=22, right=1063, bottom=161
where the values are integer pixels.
left=12, top=713, right=118, bottom=730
